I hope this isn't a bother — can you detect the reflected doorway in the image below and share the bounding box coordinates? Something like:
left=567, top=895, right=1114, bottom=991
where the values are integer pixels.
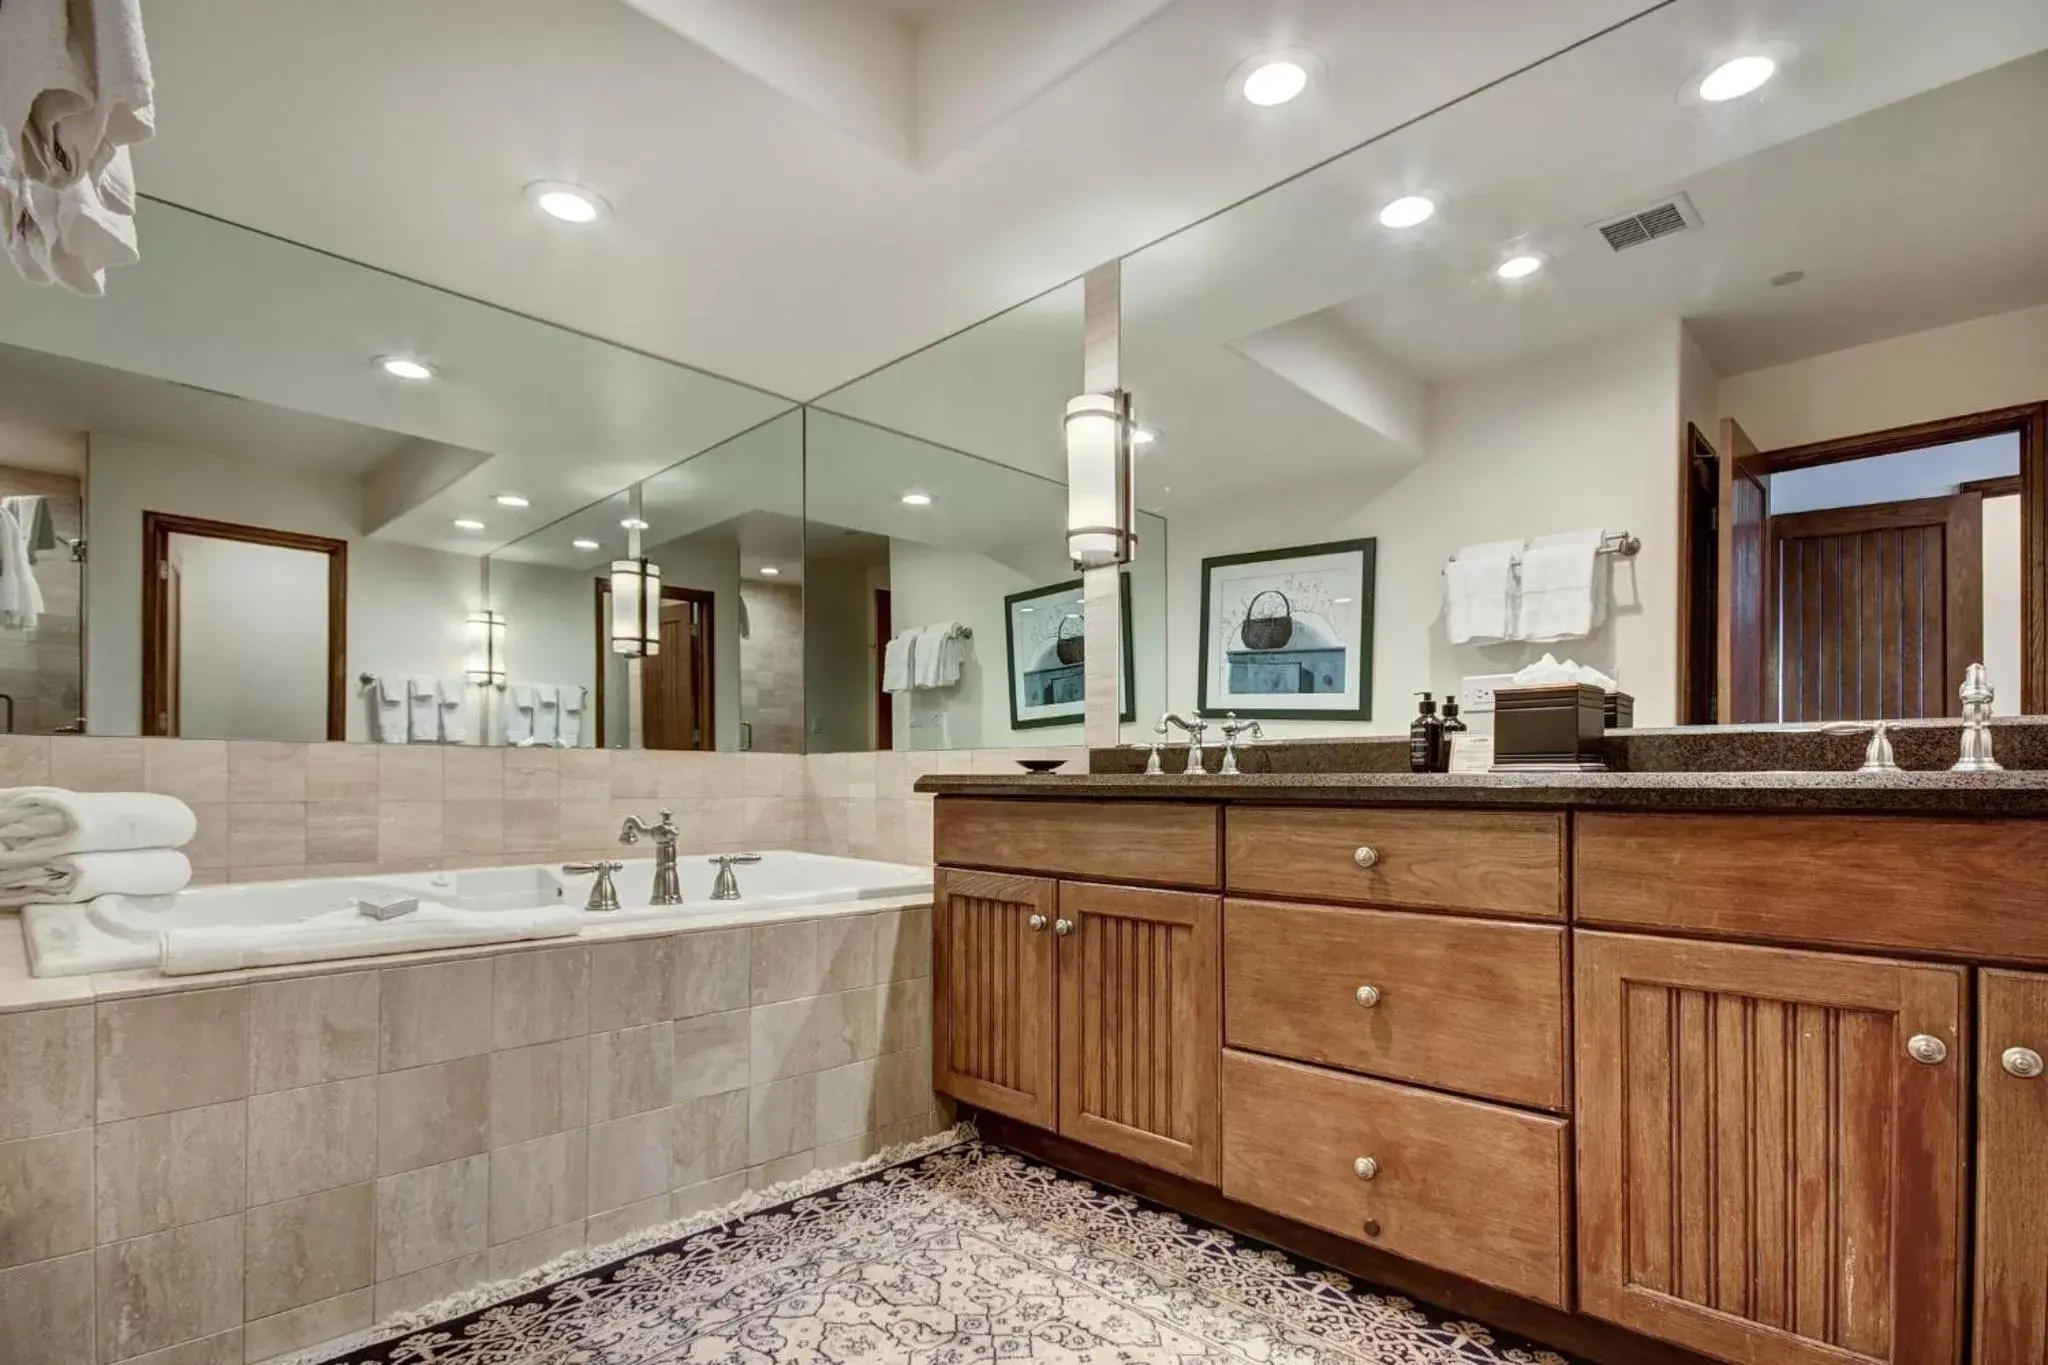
left=142, top=511, right=347, bottom=739
left=591, top=580, right=714, bottom=750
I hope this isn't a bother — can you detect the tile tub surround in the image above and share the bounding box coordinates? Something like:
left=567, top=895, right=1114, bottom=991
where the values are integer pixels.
left=0, top=910, right=942, bottom=1365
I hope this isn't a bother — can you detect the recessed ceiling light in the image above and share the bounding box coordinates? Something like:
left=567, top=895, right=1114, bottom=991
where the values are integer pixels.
left=1019, top=606, right=1036, bottom=614
left=620, top=517, right=649, bottom=531
left=1378, top=196, right=1436, bottom=229
left=572, top=538, right=601, bottom=551
left=493, top=493, right=530, bottom=508
left=1132, top=427, right=1158, bottom=446
left=1698, top=54, right=1776, bottom=102
left=759, top=566, right=781, bottom=577
left=452, top=518, right=485, bottom=532
left=526, top=182, right=609, bottom=224
left=1496, top=254, right=1545, bottom=280
left=1241, top=59, right=1308, bottom=107
left=900, top=492, right=933, bottom=506
left=376, top=355, right=435, bottom=381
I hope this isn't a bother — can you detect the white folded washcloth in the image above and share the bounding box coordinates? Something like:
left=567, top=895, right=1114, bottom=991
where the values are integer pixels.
left=0, top=788, right=194, bottom=861
left=371, top=675, right=407, bottom=743
left=1515, top=528, right=1608, bottom=642
left=554, top=685, right=584, bottom=748
left=0, top=848, right=191, bottom=904
left=406, top=676, right=440, bottom=742
left=505, top=684, right=537, bottom=746
left=435, top=678, right=470, bottom=745
left=882, top=633, right=915, bottom=694
left=1445, top=539, right=1523, bottom=645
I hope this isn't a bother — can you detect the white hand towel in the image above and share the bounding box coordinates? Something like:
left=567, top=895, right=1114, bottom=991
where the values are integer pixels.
left=406, top=676, right=440, bottom=742
left=881, top=633, right=915, bottom=694
left=0, top=502, right=44, bottom=629
left=47, top=0, right=154, bottom=185
left=0, top=788, right=194, bottom=860
left=531, top=685, right=561, bottom=747
left=505, top=684, right=537, bottom=746
left=1515, top=529, right=1607, bottom=643
left=371, top=675, right=407, bottom=743
left=913, top=624, right=967, bottom=689
left=0, top=848, right=190, bottom=904
left=0, top=0, right=93, bottom=184
left=435, top=678, right=470, bottom=745
left=1444, top=539, right=1523, bottom=645
left=555, top=686, right=584, bottom=748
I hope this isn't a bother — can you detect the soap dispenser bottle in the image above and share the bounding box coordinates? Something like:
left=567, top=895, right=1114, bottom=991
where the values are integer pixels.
left=1438, top=697, right=1466, bottom=774
left=1410, top=693, right=1444, bottom=773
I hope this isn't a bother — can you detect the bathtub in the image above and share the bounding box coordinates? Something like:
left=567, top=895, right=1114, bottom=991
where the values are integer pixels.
left=20, top=851, right=932, bottom=979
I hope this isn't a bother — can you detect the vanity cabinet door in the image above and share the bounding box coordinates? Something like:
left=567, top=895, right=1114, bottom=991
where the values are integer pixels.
left=932, top=868, right=1058, bottom=1129
left=1977, top=970, right=2048, bottom=1364
left=1056, top=881, right=1220, bottom=1183
left=1577, top=932, right=1966, bottom=1365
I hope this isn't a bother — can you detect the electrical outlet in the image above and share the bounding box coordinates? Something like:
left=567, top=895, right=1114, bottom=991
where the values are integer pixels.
left=1459, top=673, right=1517, bottom=714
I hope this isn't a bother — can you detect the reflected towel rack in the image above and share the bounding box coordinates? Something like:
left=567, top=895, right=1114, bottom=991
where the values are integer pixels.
left=1446, top=530, right=1640, bottom=563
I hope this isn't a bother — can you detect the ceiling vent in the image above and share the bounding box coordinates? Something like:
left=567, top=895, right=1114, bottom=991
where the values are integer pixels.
left=1592, top=192, right=1701, bottom=252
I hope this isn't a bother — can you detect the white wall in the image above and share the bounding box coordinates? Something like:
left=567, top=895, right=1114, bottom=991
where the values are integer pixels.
left=172, top=536, right=330, bottom=740
left=1163, top=322, right=1685, bottom=732
left=86, top=433, right=488, bottom=740
left=484, top=557, right=597, bottom=746
left=1986, top=494, right=2023, bottom=716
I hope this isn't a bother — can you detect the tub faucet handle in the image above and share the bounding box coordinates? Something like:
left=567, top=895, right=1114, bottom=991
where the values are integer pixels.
left=708, top=853, right=762, bottom=902
left=564, top=860, right=624, bottom=913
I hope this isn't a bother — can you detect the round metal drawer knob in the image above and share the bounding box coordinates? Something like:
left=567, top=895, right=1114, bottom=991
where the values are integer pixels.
left=1028, top=914, right=1047, bottom=933
left=1353, top=846, right=1381, bottom=869
left=2003, top=1046, right=2046, bottom=1079
left=1355, top=985, right=1382, bottom=1009
left=1907, top=1034, right=1948, bottom=1066
left=1352, top=1156, right=1380, bottom=1181
left=1053, top=918, right=1074, bottom=936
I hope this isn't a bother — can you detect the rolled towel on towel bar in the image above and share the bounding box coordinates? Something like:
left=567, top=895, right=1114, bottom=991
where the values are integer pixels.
left=0, top=848, right=191, bottom=904
left=0, top=788, right=194, bottom=861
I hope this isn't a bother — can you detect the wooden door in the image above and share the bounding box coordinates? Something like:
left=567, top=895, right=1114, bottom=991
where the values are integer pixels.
left=1774, top=493, right=1983, bottom=721
left=1577, top=932, right=1967, bottom=1365
left=643, top=598, right=714, bottom=750
left=165, top=561, right=184, bottom=736
left=1056, top=881, right=1219, bottom=1182
left=1977, top=970, right=2048, bottom=1363
left=932, top=868, right=1058, bottom=1128
left=1719, top=417, right=1771, bottom=722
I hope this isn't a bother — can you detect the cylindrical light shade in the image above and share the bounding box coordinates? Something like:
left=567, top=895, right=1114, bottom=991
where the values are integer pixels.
left=464, top=610, right=506, bottom=685
left=609, top=559, right=661, bottom=657
left=1065, top=391, right=1136, bottom=568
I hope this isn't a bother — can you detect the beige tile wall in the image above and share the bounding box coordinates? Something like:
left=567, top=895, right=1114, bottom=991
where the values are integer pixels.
left=0, top=911, right=939, bottom=1365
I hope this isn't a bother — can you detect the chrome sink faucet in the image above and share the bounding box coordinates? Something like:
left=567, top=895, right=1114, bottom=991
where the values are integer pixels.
left=1954, top=662, right=2003, bottom=772
left=619, top=809, right=683, bottom=905
left=1158, top=712, right=1208, bottom=773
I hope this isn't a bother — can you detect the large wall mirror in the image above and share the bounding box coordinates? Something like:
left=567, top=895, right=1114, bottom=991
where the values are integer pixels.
left=1117, top=0, right=2048, bottom=734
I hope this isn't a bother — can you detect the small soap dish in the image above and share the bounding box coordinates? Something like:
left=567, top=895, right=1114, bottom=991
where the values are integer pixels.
left=1016, top=759, right=1068, bottom=774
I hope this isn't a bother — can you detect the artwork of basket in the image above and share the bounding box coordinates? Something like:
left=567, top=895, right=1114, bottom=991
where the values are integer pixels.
left=1054, top=613, right=1086, bottom=665
left=1240, top=589, right=1294, bottom=650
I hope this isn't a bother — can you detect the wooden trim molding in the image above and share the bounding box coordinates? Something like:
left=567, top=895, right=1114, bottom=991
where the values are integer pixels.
left=141, top=511, right=348, bottom=740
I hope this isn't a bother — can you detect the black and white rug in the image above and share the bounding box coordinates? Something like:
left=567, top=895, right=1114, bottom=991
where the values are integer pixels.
left=312, top=1136, right=1574, bottom=1364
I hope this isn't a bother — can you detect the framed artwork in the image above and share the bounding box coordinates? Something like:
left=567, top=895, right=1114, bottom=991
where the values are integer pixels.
left=1004, top=572, right=1136, bottom=730
left=1197, top=538, right=1375, bottom=719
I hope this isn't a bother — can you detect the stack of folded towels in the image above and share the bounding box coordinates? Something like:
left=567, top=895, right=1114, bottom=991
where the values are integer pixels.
left=0, top=787, right=194, bottom=904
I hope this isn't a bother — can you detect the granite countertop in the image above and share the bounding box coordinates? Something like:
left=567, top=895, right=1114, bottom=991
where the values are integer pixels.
left=913, top=768, right=2048, bottom=815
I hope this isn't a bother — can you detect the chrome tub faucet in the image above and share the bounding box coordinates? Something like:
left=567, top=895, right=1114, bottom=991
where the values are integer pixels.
left=620, top=809, right=683, bottom=905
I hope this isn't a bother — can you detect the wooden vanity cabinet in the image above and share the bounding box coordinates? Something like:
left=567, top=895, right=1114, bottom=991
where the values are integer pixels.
left=932, top=868, right=1059, bottom=1128
left=1576, top=931, right=1968, bottom=1365
left=1976, top=970, right=2048, bottom=1364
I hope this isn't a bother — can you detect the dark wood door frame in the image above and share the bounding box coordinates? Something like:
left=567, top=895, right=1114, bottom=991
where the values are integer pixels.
left=142, top=511, right=348, bottom=740
left=874, top=587, right=894, bottom=750
left=591, top=578, right=715, bottom=749
left=1745, top=400, right=2047, bottom=711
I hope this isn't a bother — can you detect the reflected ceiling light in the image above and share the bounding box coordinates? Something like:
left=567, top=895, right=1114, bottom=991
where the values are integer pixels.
left=452, top=518, right=485, bottom=531
left=376, top=355, right=435, bottom=381
left=900, top=492, right=933, bottom=506
left=620, top=517, right=649, bottom=531
left=1378, top=196, right=1435, bottom=229
left=1698, top=54, right=1776, bottom=102
left=493, top=493, right=530, bottom=508
left=526, top=182, right=609, bottom=224
left=759, top=566, right=781, bottom=577
left=1132, top=427, right=1158, bottom=446
left=1496, top=253, right=1545, bottom=280
left=1241, top=59, right=1308, bottom=107
left=572, top=538, right=601, bottom=551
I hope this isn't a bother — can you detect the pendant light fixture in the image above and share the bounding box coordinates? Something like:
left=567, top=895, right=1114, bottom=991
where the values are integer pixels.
left=1064, top=388, right=1137, bottom=569
left=464, top=609, right=507, bottom=685
left=609, top=558, right=661, bottom=657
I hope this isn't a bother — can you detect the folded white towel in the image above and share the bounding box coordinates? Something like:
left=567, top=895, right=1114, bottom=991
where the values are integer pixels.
left=436, top=678, right=469, bottom=745
left=158, top=902, right=582, bottom=977
left=882, top=633, right=915, bottom=694
left=371, top=676, right=407, bottom=743
left=0, top=788, right=194, bottom=860
left=913, top=623, right=969, bottom=689
left=504, top=684, right=537, bottom=746
left=555, top=685, right=584, bottom=748
left=1515, top=529, right=1607, bottom=643
left=532, top=685, right=561, bottom=747
left=406, top=676, right=440, bottom=743
left=1445, top=539, right=1523, bottom=645
left=0, top=848, right=190, bottom=904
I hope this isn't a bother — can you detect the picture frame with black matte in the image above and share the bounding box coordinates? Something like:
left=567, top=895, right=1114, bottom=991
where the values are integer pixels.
left=1003, top=571, right=1137, bottom=730
left=1197, top=538, right=1375, bottom=720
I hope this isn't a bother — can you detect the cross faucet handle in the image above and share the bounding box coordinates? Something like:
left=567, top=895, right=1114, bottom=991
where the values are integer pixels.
left=563, top=860, right=624, bottom=913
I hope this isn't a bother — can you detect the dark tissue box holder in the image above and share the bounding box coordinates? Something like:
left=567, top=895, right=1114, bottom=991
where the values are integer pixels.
left=1492, top=683, right=1629, bottom=771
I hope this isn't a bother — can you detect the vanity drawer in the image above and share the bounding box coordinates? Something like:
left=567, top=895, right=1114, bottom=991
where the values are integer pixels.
left=1224, top=899, right=1568, bottom=1110
left=1221, top=1049, right=1571, bottom=1309
left=934, top=797, right=1220, bottom=890
left=1225, top=806, right=1565, bottom=920
left=1576, top=812, right=2048, bottom=961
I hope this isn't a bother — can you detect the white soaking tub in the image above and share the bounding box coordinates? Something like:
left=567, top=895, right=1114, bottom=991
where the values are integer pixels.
left=19, top=851, right=931, bottom=978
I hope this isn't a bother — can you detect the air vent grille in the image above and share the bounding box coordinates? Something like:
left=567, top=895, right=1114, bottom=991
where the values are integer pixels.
left=1593, top=192, right=1701, bottom=252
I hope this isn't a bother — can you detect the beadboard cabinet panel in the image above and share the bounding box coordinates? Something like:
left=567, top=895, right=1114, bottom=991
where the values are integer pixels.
left=932, top=869, right=1058, bottom=1129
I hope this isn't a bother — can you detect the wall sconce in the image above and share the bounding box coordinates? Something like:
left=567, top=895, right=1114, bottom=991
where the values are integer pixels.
left=1065, top=389, right=1136, bottom=568
left=464, top=610, right=506, bottom=686
left=609, top=558, right=661, bottom=657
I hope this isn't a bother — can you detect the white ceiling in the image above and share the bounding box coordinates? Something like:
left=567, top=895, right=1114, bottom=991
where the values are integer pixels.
left=129, top=0, right=1661, bottom=399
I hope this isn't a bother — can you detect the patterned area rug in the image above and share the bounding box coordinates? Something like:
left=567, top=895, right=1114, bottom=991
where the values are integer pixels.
left=316, top=1138, right=1575, bottom=1364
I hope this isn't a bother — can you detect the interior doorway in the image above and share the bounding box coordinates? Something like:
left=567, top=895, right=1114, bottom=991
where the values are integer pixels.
left=591, top=579, right=715, bottom=749
left=142, top=511, right=348, bottom=739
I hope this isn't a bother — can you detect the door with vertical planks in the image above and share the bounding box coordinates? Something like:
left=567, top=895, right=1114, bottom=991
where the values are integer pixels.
left=1977, top=970, right=2048, bottom=1364
left=1577, top=932, right=1967, bottom=1365
left=1056, top=881, right=1220, bottom=1183
left=932, top=868, right=1058, bottom=1128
